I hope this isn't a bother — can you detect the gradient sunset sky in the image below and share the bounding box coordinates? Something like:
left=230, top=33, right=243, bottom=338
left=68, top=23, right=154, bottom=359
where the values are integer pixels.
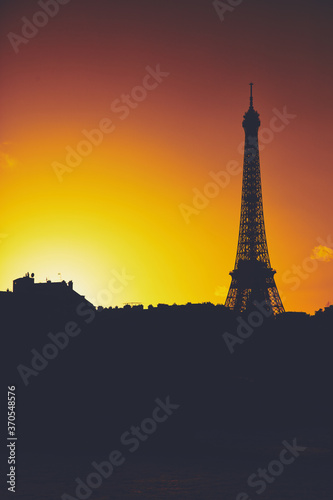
left=0, top=0, right=332, bottom=313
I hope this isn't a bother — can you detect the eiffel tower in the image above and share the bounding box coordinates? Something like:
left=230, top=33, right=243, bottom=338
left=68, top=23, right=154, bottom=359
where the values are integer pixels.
left=225, top=84, right=284, bottom=315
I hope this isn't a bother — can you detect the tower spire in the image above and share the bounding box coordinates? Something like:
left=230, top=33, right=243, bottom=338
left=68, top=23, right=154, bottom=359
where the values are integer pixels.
left=249, top=82, right=254, bottom=108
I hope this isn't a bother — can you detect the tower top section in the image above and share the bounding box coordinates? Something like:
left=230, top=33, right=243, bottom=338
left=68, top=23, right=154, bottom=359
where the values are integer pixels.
left=242, top=82, right=260, bottom=132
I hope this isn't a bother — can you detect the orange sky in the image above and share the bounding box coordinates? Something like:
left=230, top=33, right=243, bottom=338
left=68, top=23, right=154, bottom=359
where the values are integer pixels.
left=0, top=0, right=332, bottom=313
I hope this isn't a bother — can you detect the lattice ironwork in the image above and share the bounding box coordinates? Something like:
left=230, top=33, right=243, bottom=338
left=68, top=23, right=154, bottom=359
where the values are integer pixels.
left=225, top=84, right=284, bottom=315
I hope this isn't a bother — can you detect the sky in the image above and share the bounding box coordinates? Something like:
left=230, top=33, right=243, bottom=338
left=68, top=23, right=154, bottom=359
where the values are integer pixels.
left=0, top=0, right=332, bottom=313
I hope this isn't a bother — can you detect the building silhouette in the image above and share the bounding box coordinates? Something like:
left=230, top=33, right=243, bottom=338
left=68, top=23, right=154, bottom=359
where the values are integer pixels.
left=225, top=84, right=284, bottom=315
left=0, top=272, right=93, bottom=309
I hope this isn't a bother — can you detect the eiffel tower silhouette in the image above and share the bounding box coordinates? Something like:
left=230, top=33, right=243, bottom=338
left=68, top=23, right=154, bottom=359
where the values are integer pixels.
left=225, top=84, right=284, bottom=315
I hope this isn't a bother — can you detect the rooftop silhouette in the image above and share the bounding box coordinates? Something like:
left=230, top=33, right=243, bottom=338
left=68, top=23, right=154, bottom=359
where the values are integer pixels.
left=1, top=272, right=93, bottom=308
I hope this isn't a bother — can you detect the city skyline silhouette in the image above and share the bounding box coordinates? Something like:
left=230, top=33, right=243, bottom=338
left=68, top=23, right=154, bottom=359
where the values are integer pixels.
left=1, top=80, right=331, bottom=314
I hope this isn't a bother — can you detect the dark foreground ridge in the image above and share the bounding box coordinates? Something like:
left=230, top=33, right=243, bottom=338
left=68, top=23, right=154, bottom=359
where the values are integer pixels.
left=1, top=276, right=332, bottom=456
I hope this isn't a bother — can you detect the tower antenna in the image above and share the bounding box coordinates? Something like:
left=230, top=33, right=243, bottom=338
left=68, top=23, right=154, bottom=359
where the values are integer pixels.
left=249, top=82, right=254, bottom=108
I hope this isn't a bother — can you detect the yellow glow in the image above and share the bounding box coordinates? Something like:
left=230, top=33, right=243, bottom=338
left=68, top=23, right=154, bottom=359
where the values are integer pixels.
left=311, top=245, right=333, bottom=262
